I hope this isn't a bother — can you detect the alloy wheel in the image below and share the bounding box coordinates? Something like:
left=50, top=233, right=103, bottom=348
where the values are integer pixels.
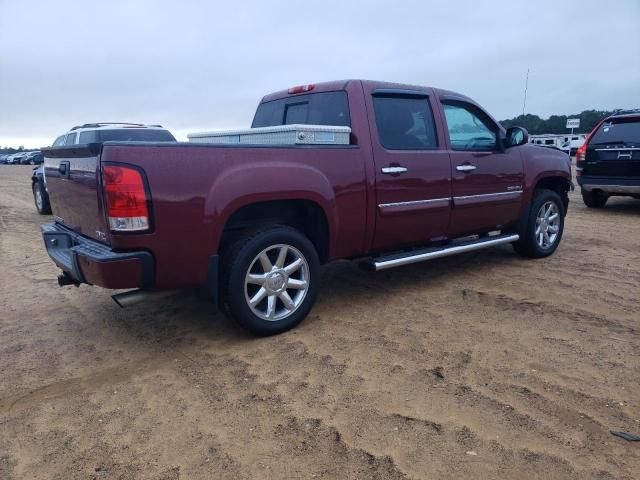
left=244, top=244, right=310, bottom=321
left=535, top=201, right=560, bottom=249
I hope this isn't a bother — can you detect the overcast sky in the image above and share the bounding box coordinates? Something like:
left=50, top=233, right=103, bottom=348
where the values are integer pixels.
left=1, top=0, right=639, bottom=148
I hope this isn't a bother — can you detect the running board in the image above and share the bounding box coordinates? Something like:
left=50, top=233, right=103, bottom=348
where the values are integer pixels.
left=363, top=234, right=519, bottom=271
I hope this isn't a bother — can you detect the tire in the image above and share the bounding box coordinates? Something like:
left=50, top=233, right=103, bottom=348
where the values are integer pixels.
left=221, top=226, right=320, bottom=336
left=581, top=189, right=608, bottom=208
left=512, top=189, right=565, bottom=258
left=33, top=181, right=52, bottom=215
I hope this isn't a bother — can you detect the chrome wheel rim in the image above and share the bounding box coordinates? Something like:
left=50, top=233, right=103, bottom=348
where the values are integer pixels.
left=535, top=201, right=560, bottom=249
left=244, top=244, right=309, bottom=321
left=35, top=188, right=43, bottom=210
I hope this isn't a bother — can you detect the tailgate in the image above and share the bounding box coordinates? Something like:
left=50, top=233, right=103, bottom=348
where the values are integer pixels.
left=42, top=143, right=110, bottom=243
left=584, top=147, right=640, bottom=177
left=584, top=116, right=640, bottom=178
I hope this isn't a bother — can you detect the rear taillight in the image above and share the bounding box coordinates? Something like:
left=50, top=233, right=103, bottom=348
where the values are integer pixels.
left=102, top=164, right=150, bottom=232
left=575, top=143, right=587, bottom=176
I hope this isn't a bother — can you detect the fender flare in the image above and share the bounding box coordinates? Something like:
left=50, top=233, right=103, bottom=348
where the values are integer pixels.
left=204, top=161, right=338, bottom=253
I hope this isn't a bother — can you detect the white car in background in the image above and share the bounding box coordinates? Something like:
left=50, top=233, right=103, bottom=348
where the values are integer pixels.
left=561, top=134, right=586, bottom=155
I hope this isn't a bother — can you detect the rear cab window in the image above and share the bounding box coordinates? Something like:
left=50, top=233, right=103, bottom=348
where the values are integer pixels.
left=589, top=117, right=640, bottom=146
left=252, top=91, right=351, bottom=128
left=372, top=94, right=437, bottom=150
left=96, top=129, right=176, bottom=142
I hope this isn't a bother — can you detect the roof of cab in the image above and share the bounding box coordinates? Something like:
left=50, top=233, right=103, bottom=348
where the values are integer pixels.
left=260, top=79, right=471, bottom=103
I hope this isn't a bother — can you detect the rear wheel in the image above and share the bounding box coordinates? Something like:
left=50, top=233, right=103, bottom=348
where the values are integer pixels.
left=581, top=189, right=608, bottom=208
left=33, top=181, right=51, bottom=215
left=221, top=226, right=320, bottom=336
left=513, top=189, right=565, bottom=258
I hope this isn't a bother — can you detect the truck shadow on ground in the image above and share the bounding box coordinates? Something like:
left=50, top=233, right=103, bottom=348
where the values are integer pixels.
left=101, top=245, right=519, bottom=352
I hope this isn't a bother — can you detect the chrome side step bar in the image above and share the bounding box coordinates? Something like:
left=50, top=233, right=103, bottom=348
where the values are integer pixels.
left=364, top=233, right=519, bottom=271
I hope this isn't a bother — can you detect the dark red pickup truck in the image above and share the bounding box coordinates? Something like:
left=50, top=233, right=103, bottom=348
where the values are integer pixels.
left=41, top=80, right=572, bottom=335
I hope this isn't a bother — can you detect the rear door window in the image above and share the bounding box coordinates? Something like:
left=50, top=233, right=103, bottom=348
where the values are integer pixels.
left=590, top=118, right=640, bottom=146
left=64, top=133, right=77, bottom=145
left=372, top=95, right=438, bottom=150
left=252, top=91, right=351, bottom=128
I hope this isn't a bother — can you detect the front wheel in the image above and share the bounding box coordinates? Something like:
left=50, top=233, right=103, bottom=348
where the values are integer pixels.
left=221, top=226, right=320, bottom=336
left=512, top=189, right=565, bottom=258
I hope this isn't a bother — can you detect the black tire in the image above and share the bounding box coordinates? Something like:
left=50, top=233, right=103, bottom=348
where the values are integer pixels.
left=33, top=181, right=52, bottom=215
left=221, top=226, right=320, bottom=336
left=512, top=189, right=565, bottom=258
left=581, top=189, right=608, bottom=208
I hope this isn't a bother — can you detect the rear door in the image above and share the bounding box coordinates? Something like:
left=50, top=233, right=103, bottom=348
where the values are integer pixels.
left=583, top=116, right=640, bottom=180
left=439, top=99, right=524, bottom=237
left=367, top=89, right=452, bottom=251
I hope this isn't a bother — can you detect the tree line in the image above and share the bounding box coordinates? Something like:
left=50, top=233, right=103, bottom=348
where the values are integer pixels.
left=499, top=109, right=616, bottom=135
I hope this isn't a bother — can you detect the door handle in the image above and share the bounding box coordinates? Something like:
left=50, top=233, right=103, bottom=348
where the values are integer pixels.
left=58, top=161, right=70, bottom=179
left=381, top=166, right=408, bottom=174
left=456, top=164, right=477, bottom=172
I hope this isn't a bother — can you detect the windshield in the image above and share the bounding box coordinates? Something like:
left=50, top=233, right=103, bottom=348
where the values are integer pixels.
left=590, top=118, right=640, bottom=146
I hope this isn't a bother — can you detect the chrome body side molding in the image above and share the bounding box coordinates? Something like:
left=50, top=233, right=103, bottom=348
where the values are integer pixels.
left=378, top=197, right=450, bottom=216
left=453, top=190, right=522, bottom=207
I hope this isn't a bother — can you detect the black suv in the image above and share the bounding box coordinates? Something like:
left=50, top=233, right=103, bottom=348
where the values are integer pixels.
left=576, top=111, right=640, bottom=208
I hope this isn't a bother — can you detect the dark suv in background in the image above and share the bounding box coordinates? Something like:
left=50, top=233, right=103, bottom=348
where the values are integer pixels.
left=32, top=123, right=176, bottom=214
left=577, top=110, right=640, bottom=208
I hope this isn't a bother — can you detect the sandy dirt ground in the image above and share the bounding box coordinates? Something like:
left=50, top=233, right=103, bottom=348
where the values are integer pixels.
left=0, top=164, right=639, bottom=479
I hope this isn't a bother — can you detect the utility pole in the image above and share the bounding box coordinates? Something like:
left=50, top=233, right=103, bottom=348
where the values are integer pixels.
left=522, top=68, right=530, bottom=117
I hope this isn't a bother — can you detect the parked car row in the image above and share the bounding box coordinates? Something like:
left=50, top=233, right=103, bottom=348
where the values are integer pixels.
left=0, top=151, right=44, bottom=165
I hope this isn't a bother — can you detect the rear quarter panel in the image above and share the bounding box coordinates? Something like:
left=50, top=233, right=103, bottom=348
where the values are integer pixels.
left=102, top=143, right=369, bottom=289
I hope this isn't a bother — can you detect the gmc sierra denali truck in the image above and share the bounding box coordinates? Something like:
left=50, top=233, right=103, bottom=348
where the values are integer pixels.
left=41, top=80, right=572, bottom=335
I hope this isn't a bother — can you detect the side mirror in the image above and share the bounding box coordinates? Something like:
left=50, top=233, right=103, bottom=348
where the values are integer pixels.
left=505, top=126, right=529, bottom=147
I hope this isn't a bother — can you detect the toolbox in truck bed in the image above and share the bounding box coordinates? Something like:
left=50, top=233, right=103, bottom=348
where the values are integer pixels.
left=187, top=124, right=351, bottom=145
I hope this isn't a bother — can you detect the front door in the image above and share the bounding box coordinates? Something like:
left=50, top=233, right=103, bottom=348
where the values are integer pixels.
left=439, top=100, right=524, bottom=237
left=368, top=91, right=452, bottom=252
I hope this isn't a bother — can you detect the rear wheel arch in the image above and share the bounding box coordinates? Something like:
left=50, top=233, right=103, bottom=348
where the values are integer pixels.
left=218, top=199, right=332, bottom=264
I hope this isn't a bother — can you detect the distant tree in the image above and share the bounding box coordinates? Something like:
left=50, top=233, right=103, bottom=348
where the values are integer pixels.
left=500, top=109, right=616, bottom=135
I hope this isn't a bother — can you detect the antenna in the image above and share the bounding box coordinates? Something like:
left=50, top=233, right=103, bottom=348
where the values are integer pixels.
left=522, top=68, right=530, bottom=116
